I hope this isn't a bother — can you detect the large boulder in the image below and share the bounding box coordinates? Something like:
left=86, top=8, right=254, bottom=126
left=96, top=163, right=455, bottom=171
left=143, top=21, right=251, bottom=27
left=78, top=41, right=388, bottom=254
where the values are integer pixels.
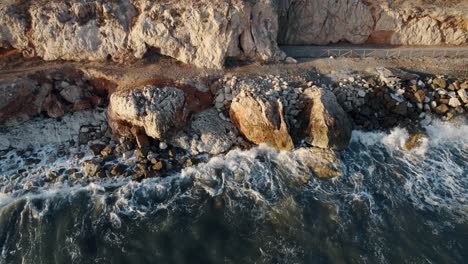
left=294, top=147, right=343, bottom=179
left=230, top=91, right=294, bottom=151
left=0, top=0, right=285, bottom=69
left=299, top=88, right=352, bottom=150
left=170, top=108, right=238, bottom=155
left=109, top=86, right=188, bottom=139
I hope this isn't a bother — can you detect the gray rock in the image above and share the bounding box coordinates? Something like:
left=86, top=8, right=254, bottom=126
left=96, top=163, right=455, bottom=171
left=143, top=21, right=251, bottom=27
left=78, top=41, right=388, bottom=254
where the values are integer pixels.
left=60, top=85, right=83, bottom=103
left=170, top=108, right=237, bottom=155
left=109, top=85, right=187, bottom=139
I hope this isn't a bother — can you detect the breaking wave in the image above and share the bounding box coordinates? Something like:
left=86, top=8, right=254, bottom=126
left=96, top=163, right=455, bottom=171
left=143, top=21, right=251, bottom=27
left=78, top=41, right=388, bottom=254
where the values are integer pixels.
left=0, top=118, right=467, bottom=263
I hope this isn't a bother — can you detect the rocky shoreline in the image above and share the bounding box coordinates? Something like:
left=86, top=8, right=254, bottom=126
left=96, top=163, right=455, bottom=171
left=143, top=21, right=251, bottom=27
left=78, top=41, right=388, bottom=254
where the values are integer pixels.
left=1, top=64, right=466, bottom=187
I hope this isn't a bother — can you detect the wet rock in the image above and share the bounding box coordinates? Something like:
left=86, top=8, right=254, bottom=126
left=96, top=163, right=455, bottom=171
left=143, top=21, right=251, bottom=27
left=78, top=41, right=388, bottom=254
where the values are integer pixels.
left=81, top=158, right=103, bottom=177
left=88, top=143, right=106, bottom=156
left=110, top=164, right=127, bottom=176
left=152, top=160, right=164, bottom=171
left=295, top=148, right=343, bottom=179
left=230, top=92, right=293, bottom=151
left=403, top=133, right=428, bottom=151
left=299, top=88, right=352, bottom=150
left=100, top=146, right=113, bottom=157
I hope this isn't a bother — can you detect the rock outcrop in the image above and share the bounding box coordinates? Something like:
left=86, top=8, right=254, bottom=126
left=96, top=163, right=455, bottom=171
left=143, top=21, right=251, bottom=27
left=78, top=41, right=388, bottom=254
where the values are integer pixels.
left=278, top=0, right=374, bottom=45
left=109, top=86, right=189, bottom=139
left=299, top=88, right=352, bottom=150
left=170, top=108, right=238, bottom=155
left=0, top=0, right=285, bottom=69
left=278, top=0, right=468, bottom=46
left=295, top=147, right=343, bottom=179
left=230, top=91, right=294, bottom=151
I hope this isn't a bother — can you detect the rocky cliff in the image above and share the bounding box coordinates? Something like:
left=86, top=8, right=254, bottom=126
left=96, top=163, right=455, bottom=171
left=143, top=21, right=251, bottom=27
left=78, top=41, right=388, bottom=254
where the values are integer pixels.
left=1, top=0, right=466, bottom=69
left=0, top=0, right=286, bottom=69
left=278, top=0, right=468, bottom=46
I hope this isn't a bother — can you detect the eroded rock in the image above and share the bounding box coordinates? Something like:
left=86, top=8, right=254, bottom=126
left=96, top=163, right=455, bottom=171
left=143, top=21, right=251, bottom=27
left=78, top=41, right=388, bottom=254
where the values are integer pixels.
left=230, top=91, right=294, bottom=151
left=170, top=108, right=237, bottom=155
left=295, top=147, right=343, bottom=179
left=299, top=88, right=352, bottom=150
left=1, top=0, right=285, bottom=69
left=109, top=85, right=188, bottom=139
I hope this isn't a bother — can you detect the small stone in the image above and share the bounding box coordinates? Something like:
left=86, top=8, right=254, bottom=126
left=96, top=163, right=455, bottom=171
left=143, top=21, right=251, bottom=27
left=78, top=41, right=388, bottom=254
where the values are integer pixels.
left=159, top=142, right=168, bottom=150
left=413, top=90, right=426, bottom=104
left=100, top=146, right=113, bottom=157
left=357, top=90, right=366, bottom=97
left=457, top=89, right=468, bottom=103
left=81, top=159, right=103, bottom=177
left=348, top=77, right=355, bottom=82
left=285, top=57, right=297, bottom=64
left=152, top=161, right=163, bottom=171
left=448, top=98, right=461, bottom=108
left=434, top=104, right=449, bottom=114
left=403, top=133, right=428, bottom=151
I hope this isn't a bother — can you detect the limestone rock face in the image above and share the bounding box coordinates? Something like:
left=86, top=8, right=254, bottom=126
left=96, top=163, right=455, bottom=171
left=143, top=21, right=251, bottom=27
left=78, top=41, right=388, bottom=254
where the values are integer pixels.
left=109, top=86, right=188, bottom=139
left=230, top=91, right=294, bottom=151
left=170, top=108, right=238, bottom=155
left=0, top=0, right=285, bottom=69
left=278, top=0, right=374, bottom=45
left=299, top=88, right=352, bottom=150
left=278, top=0, right=468, bottom=46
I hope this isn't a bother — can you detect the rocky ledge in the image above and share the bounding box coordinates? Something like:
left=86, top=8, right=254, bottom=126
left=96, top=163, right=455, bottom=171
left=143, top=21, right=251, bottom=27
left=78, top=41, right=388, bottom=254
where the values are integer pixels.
left=1, top=67, right=467, bottom=183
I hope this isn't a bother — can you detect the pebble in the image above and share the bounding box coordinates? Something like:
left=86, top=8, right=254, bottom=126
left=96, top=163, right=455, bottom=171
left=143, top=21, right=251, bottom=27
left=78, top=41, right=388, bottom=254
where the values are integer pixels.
left=357, top=90, right=366, bottom=98
left=448, top=98, right=461, bottom=108
left=159, top=142, right=168, bottom=150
